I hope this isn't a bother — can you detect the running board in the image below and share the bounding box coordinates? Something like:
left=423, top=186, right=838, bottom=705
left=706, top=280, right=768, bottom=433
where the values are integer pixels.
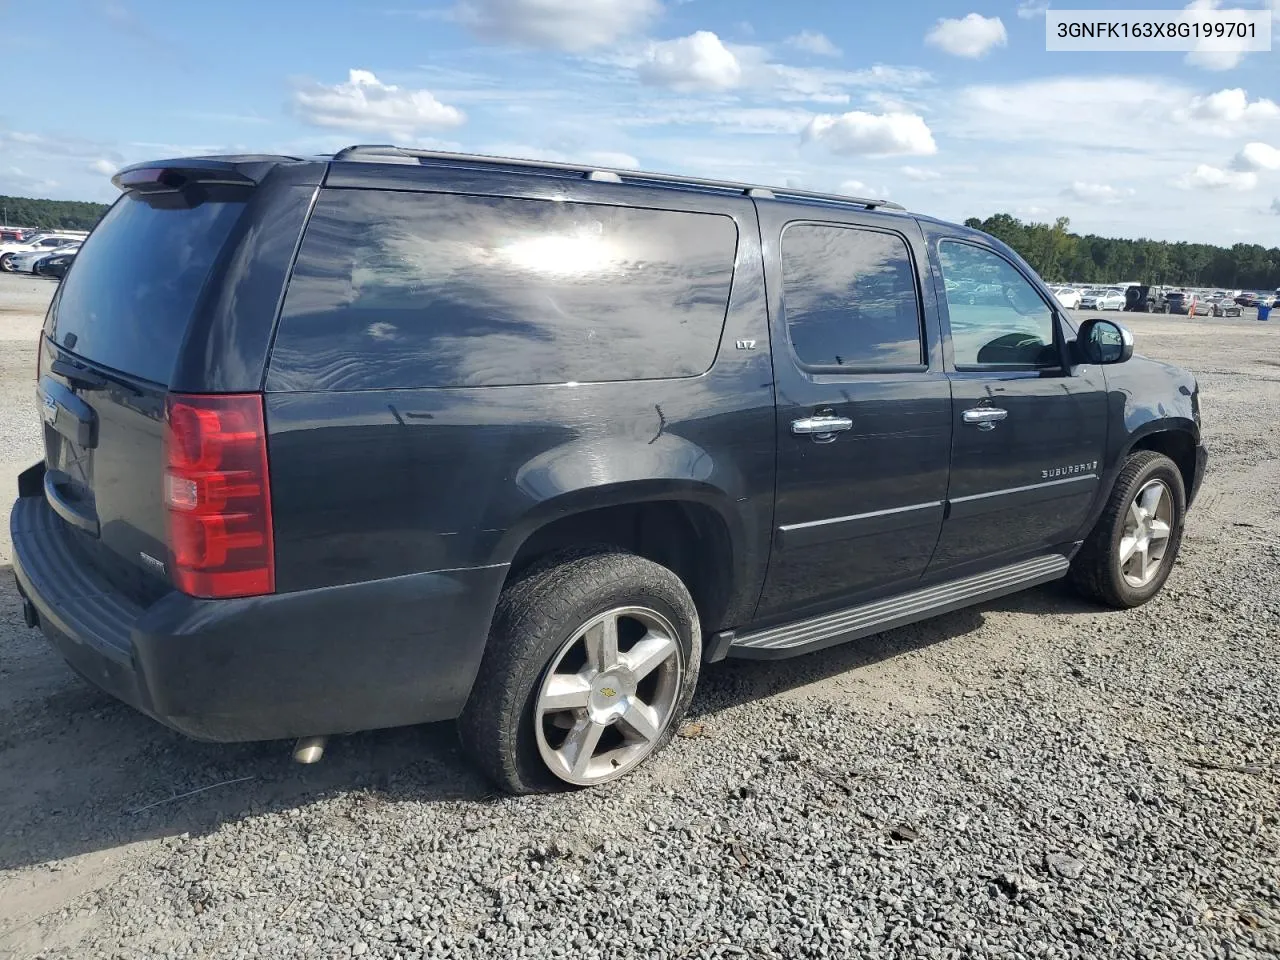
left=727, top=554, right=1070, bottom=659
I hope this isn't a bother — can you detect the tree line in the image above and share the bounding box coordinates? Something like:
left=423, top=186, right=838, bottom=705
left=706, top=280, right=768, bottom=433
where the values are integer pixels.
left=964, top=213, right=1280, bottom=291
left=1, top=195, right=110, bottom=232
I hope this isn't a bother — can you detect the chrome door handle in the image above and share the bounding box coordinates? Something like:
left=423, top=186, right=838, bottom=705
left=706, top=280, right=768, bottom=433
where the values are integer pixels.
left=962, top=406, right=1008, bottom=430
left=791, top=416, right=853, bottom=442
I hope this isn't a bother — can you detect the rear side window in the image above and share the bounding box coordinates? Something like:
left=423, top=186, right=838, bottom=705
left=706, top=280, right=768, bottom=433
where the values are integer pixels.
left=780, top=223, right=923, bottom=370
left=269, top=190, right=740, bottom=390
left=49, top=195, right=245, bottom=384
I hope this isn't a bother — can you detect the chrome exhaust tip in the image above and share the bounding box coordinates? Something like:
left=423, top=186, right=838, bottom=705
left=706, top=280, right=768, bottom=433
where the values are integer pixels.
left=292, top=736, right=328, bottom=764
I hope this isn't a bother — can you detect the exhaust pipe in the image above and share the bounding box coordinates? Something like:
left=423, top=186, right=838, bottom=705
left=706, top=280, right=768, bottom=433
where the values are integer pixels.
left=292, top=736, right=327, bottom=764
left=22, top=598, right=39, bottom=629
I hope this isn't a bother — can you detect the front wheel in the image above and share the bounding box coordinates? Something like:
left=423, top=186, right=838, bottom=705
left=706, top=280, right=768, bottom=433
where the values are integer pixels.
left=0, top=254, right=15, bottom=273
left=1069, top=451, right=1186, bottom=608
left=460, top=549, right=701, bottom=793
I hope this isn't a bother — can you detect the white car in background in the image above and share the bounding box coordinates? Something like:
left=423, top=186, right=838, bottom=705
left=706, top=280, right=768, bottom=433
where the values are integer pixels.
left=7, top=242, right=80, bottom=274
left=1081, top=288, right=1125, bottom=311
left=0, top=233, right=88, bottom=272
left=1050, top=286, right=1082, bottom=309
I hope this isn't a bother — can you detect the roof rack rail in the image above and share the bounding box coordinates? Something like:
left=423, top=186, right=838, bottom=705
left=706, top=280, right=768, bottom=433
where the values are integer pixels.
left=331, top=145, right=906, bottom=212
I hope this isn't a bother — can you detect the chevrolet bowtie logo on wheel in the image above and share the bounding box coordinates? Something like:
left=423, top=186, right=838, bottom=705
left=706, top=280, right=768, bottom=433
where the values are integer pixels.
left=600, top=687, right=616, bottom=698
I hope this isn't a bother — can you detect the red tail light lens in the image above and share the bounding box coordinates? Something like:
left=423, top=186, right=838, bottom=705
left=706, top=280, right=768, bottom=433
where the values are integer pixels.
left=164, top=393, right=274, bottom=598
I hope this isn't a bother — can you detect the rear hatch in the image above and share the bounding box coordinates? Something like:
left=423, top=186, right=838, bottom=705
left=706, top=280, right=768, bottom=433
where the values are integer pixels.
left=37, top=165, right=255, bottom=603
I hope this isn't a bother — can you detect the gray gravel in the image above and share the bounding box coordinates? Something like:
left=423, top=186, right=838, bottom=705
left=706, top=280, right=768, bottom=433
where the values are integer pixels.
left=0, top=272, right=1277, bottom=959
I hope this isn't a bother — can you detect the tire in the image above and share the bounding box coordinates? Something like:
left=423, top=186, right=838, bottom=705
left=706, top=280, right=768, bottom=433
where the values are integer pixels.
left=1069, top=451, right=1186, bottom=608
left=0, top=254, right=14, bottom=273
left=460, top=548, right=702, bottom=794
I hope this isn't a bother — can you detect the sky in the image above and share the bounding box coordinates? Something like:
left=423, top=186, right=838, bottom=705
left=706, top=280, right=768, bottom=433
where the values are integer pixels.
left=1, top=0, right=1279, bottom=246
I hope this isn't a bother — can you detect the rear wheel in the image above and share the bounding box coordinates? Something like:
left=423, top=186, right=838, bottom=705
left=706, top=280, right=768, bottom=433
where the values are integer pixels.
left=0, top=254, right=15, bottom=273
left=460, top=549, right=701, bottom=793
left=1069, top=451, right=1186, bottom=608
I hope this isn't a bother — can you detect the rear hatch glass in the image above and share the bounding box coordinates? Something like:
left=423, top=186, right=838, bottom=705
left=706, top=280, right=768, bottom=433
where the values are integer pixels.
left=39, top=187, right=249, bottom=600
left=48, top=192, right=244, bottom=384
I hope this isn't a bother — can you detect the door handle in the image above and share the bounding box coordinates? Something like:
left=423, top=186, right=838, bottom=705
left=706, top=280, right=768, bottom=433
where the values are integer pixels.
left=962, top=406, right=1008, bottom=430
left=791, top=416, right=853, bottom=442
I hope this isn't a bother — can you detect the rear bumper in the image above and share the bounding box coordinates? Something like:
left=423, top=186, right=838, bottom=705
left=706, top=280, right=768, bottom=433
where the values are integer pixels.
left=11, top=489, right=508, bottom=741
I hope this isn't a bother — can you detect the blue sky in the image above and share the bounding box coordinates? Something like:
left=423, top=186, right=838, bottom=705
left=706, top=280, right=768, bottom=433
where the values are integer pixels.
left=2, top=0, right=1278, bottom=244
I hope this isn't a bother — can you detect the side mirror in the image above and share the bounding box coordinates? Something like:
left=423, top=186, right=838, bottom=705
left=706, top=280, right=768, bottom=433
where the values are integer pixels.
left=1076, top=317, right=1134, bottom=365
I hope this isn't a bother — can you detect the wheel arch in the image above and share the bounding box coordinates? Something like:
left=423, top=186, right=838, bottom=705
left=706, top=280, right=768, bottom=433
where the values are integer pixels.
left=497, top=481, right=750, bottom=635
left=1122, top=422, right=1198, bottom=504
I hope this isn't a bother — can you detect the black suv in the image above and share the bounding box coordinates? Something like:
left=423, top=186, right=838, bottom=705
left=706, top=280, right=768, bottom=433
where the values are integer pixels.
left=11, top=148, right=1207, bottom=793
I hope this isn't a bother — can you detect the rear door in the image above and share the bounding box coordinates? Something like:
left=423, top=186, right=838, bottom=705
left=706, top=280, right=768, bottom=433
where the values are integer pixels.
left=925, top=233, right=1107, bottom=573
left=754, top=204, right=951, bottom=619
left=36, top=175, right=253, bottom=598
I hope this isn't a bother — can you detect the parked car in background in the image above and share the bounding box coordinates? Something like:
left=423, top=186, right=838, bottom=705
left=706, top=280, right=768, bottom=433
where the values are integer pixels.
left=1078, top=288, right=1107, bottom=309
left=1050, top=286, right=1082, bottom=309
left=1210, top=298, right=1243, bottom=318
left=1084, top=288, right=1125, bottom=311
left=7, top=241, right=80, bottom=274
left=0, top=233, right=87, bottom=272
left=1235, top=292, right=1258, bottom=307
left=34, top=249, right=77, bottom=280
left=1166, top=292, right=1208, bottom=315
left=11, top=146, right=1206, bottom=793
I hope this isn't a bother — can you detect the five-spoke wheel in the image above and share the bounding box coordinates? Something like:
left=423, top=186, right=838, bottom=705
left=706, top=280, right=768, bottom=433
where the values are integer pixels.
left=534, top=606, right=683, bottom=785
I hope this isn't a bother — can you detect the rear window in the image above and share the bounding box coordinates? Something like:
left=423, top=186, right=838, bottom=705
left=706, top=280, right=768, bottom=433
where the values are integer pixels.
left=780, top=223, right=923, bottom=370
left=48, top=193, right=245, bottom=384
left=268, top=189, right=739, bottom=390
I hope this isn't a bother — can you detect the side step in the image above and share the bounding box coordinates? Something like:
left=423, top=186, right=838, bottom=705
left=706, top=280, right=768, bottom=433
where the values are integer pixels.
left=728, top=554, right=1070, bottom=659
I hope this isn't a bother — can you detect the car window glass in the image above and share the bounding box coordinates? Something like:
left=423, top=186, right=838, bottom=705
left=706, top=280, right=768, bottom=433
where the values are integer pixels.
left=938, top=241, right=1057, bottom=368
left=780, top=224, right=923, bottom=369
left=271, top=190, right=739, bottom=390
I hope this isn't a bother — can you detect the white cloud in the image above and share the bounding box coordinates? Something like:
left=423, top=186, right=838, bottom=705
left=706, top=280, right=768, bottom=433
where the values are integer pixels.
left=582, top=150, right=641, bottom=169
left=925, top=14, right=1008, bottom=58
left=785, top=30, right=841, bottom=57
left=89, top=158, right=117, bottom=176
left=1177, top=164, right=1258, bottom=190
left=1063, top=181, right=1134, bottom=204
left=1183, top=0, right=1247, bottom=69
left=901, top=165, right=942, bottom=181
left=456, top=0, right=659, bottom=51
left=293, top=69, right=465, bottom=138
left=838, top=179, right=890, bottom=199
left=1016, top=0, right=1049, bottom=18
left=951, top=77, right=1189, bottom=145
left=803, top=111, right=937, bottom=157
left=639, top=32, right=742, bottom=92
left=1181, top=88, right=1280, bottom=123
left=1233, top=142, right=1280, bottom=172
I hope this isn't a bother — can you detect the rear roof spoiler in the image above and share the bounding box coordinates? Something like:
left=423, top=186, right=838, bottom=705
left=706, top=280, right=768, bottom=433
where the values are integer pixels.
left=111, top=156, right=304, bottom=193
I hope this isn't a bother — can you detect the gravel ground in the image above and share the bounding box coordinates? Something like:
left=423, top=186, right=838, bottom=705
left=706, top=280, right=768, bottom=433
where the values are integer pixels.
left=0, top=271, right=1277, bottom=959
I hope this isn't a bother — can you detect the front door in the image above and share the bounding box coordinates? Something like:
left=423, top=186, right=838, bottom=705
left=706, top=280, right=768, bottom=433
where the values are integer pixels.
left=755, top=207, right=952, bottom=620
left=926, top=236, right=1108, bottom=572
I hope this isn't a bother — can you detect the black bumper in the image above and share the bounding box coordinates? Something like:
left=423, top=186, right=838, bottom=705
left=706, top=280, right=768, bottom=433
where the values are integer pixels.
left=11, top=492, right=508, bottom=741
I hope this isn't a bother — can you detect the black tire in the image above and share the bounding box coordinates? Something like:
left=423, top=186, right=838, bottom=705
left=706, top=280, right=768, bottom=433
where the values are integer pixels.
left=0, top=253, right=14, bottom=273
left=1069, top=451, right=1186, bottom=608
left=459, top=548, right=702, bottom=794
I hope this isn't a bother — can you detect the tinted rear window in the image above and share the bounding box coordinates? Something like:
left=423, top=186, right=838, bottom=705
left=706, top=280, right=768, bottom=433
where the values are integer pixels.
left=780, top=223, right=923, bottom=369
left=49, top=193, right=245, bottom=384
left=268, top=189, right=739, bottom=390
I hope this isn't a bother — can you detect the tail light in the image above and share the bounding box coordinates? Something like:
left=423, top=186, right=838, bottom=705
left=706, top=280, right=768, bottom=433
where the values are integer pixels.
left=164, top=393, right=275, bottom=598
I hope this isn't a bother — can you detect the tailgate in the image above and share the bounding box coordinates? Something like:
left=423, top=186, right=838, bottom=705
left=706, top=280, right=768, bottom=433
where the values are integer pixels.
left=37, top=177, right=251, bottom=599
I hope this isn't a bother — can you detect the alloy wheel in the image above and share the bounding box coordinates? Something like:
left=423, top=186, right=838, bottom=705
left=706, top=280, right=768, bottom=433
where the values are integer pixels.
left=1119, top=479, right=1174, bottom=587
left=533, top=606, right=683, bottom=786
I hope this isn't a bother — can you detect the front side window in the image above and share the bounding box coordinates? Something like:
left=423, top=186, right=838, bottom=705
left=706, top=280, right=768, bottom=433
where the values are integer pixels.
left=781, top=224, right=923, bottom=369
left=938, top=241, right=1057, bottom=368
